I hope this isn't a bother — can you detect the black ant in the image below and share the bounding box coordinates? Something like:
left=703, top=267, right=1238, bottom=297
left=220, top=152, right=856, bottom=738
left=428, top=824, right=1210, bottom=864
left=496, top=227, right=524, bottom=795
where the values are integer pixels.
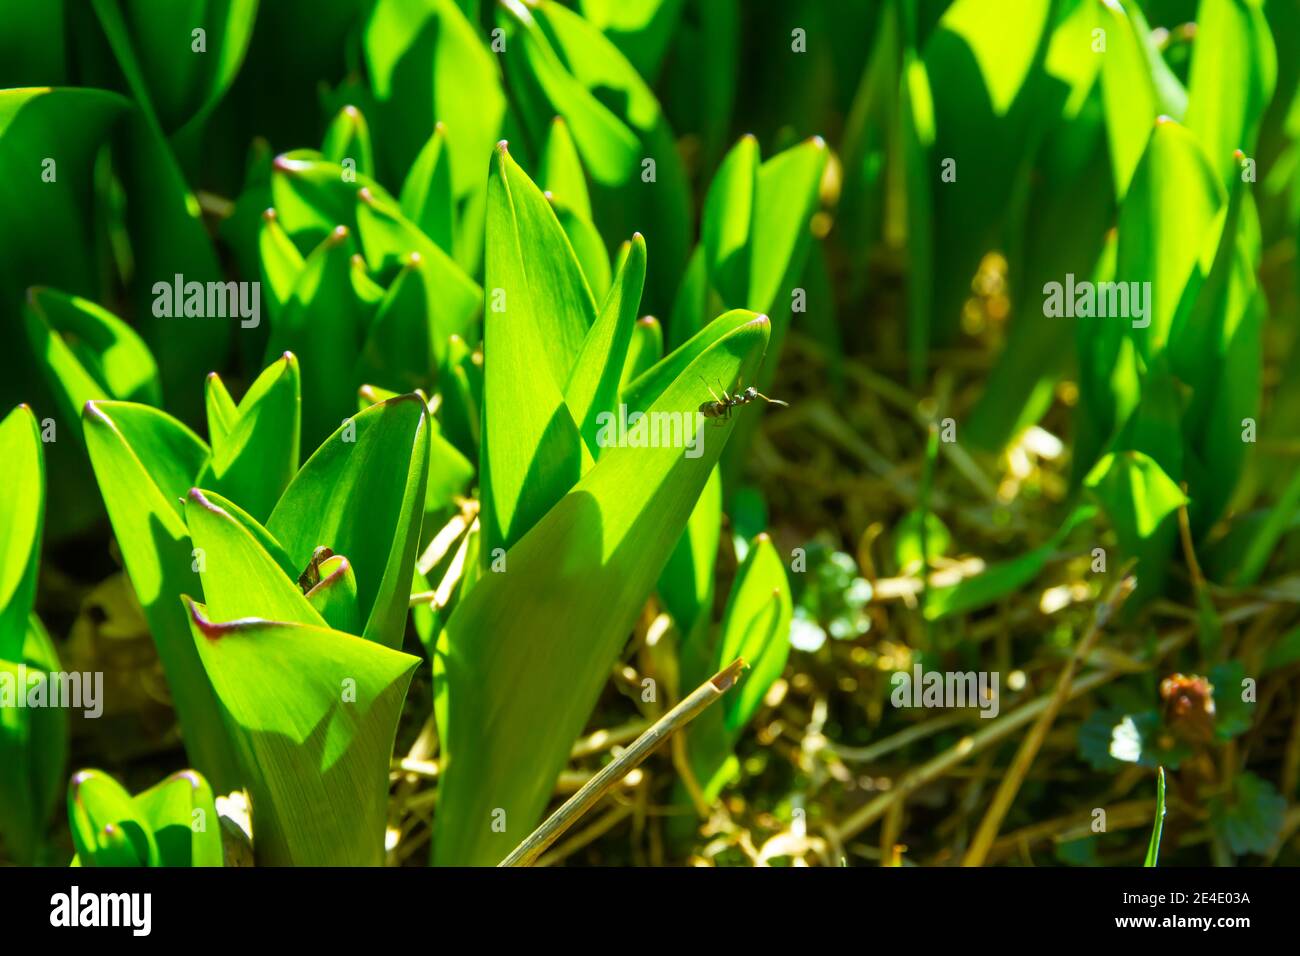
left=698, top=378, right=789, bottom=422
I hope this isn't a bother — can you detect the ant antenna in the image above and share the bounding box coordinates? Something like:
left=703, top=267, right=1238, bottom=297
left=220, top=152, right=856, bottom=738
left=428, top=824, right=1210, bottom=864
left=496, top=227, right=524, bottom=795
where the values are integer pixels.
left=753, top=390, right=789, bottom=407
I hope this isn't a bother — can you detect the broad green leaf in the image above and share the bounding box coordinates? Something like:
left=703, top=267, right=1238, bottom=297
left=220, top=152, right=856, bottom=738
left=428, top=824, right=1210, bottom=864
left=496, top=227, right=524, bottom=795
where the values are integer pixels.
left=267, top=393, right=431, bottom=649
left=1171, top=174, right=1263, bottom=537
left=1209, top=772, right=1285, bottom=856
left=321, top=104, right=374, bottom=178
left=0, top=89, right=129, bottom=412
left=498, top=0, right=691, bottom=310
left=552, top=198, right=612, bottom=302
left=0, top=615, right=67, bottom=865
left=579, top=0, right=684, bottom=81
left=67, top=769, right=158, bottom=867
left=355, top=255, right=443, bottom=395
left=186, top=489, right=325, bottom=628
left=198, top=353, right=300, bottom=523
left=686, top=532, right=792, bottom=803
left=23, top=289, right=161, bottom=440
left=184, top=598, right=419, bottom=865
left=479, top=144, right=591, bottom=558
left=115, top=107, right=232, bottom=426
left=0, top=406, right=44, bottom=659
left=1097, top=0, right=1188, bottom=200
left=435, top=310, right=770, bottom=866
left=748, top=136, right=829, bottom=317
left=1184, top=0, right=1276, bottom=190
left=701, top=135, right=758, bottom=307
left=258, top=208, right=304, bottom=322
left=622, top=308, right=766, bottom=411
left=354, top=187, right=482, bottom=360
left=364, top=0, right=505, bottom=274
left=89, top=0, right=258, bottom=135
left=716, top=534, right=792, bottom=735
left=487, top=143, right=595, bottom=382
left=188, top=487, right=298, bottom=581
left=621, top=314, right=663, bottom=387
left=269, top=150, right=386, bottom=251
left=1085, top=451, right=1188, bottom=602
left=83, top=400, right=240, bottom=789
left=132, top=770, right=223, bottom=867
left=399, top=123, right=454, bottom=256
left=304, top=554, right=362, bottom=635
left=564, top=233, right=647, bottom=455
left=498, top=0, right=639, bottom=184
left=1116, top=117, right=1226, bottom=358
left=540, top=115, right=592, bottom=219
left=658, top=466, right=722, bottom=644
left=264, top=226, right=370, bottom=448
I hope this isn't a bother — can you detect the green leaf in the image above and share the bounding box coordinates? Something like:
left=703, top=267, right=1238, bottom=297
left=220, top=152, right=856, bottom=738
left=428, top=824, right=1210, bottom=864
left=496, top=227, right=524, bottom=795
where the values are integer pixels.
left=184, top=598, right=419, bottom=865
left=435, top=311, right=770, bottom=865
left=89, top=0, right=258, bottom=135
left=479, top=143, right=591, bottom=558
left=267, top=393, right=430, bottom=649
left=1085, top=451, right=1188, bottom=602
left=0, top=406, right=44, bottom=660
left=198, top=353, right=300, bottom=524
left=564, top=233, right=647, bottom=455
left=23, top=288, right=161, bottom=440
left=579, top=0, right=684, bottom=81
left=269, top=149, right=385, bottom=250
left=1184, top=0, right=1276, bottom=190
left=364, top=0, right=505, bottom=274
left=1097, top=0, right=1188, bottom=200
left=1116, top=117, right=1226, bottom=359
left=1209, top=660, right=1252, bottom=740
left=321, top=104, right=374, bottom=178
left=258, top=208, right=304, bottom=323
left=621, top=314, right=663, bottom=388
left=185, top=489, right=325, bottom=627
left=67, top=769, right=158, bottom=867
left=0, top=616, right=67, bottom=865
left=1210, top=772, right=1285, bottom=856
left=354, top=187, right=482, bottom=359
left=552, top=197, right=613, bottom=302
left=83, top=400, right=241, bottom=790
left=540, top=115, right=592, bottom=220
left=0, top=89, right=129, bottom=394
left=304, top=553, right=362, bottom=635
left=399, top=123, right=455, bottom=256
left=499, top=0, right=691, bottom=310
left=924, top=506, right=1094, bottom=621
left=263, top=226, right=370, bottom=448
left=133, top=770, right=223, bottom=867
left=700, top=134, right=758, bottom=308
left=716, top=534, right=792, bottom=736
left=658, top=466, right=722, bottom=644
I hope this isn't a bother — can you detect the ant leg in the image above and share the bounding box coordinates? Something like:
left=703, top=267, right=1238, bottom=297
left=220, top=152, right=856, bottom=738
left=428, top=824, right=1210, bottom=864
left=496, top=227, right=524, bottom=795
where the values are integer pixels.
left=699, top=375, right=722, bottom=405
